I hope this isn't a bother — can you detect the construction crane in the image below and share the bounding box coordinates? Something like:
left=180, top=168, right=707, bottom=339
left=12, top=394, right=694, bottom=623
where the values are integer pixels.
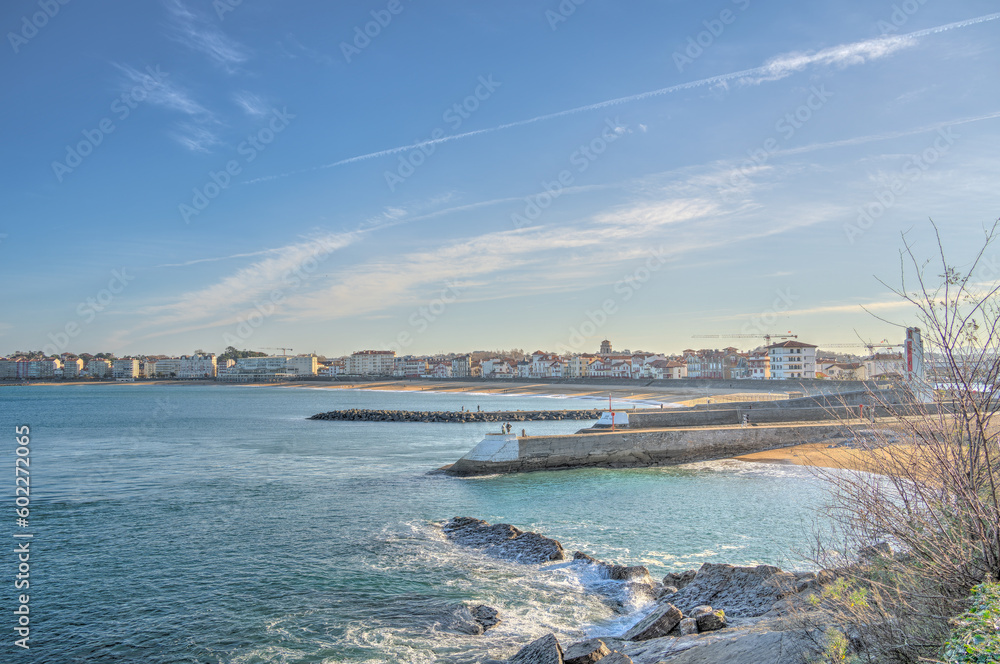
left=691, top=332, right=797, bottom=346
left=260, top=347, right=294, bottom=356
left=816, top=341, right=902, bottom=352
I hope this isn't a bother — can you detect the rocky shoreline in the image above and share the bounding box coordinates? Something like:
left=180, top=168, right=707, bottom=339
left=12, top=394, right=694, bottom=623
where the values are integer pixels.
left=440, top=517, right=847, bottom=664
left=308, top=408, right=602, bottom=423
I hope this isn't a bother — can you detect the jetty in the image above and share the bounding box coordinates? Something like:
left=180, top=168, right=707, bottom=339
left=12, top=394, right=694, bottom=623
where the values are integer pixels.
left=307, top=408, right=601, bottom=423
left=441, top=390, right=914, bottom=476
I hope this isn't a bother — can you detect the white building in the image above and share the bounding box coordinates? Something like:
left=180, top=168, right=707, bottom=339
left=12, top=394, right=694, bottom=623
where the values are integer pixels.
left=346, top=350, right=396, bottom=376
left=153, top=358, right=182, bottom=377
left=61, top=358, right=84, bottom=378
left=864, top=352, right=905, bottom=380
left=451, top=355, right=471, bottom=378
left=427, top=361, right=452, bottom=378
left=112, top=358, right=140, bottom=380
left=767, top=341, right=817, bottom=379
left=480, top=358, right=514, bottom=378
left=152, top=354, right=218, bottom=379
left=285, top=355, right=318, bottom=376
left=28, top=358, right=61, bottom=378
left=748, top=350, right=770, bottom=379
left=86, top=359, right=111, bottom=378
left=643, top=360, right=687, bottom=379
left=394, top=357, right=427, bottom=377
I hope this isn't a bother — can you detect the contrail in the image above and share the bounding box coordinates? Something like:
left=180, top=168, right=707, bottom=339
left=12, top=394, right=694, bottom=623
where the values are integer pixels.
left=244, top=12, right=1000, bottom=185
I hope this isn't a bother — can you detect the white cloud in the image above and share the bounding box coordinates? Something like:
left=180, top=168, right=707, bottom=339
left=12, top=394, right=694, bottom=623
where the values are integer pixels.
left=233, top=90, right=268, bottom=117
left=165, top=0, right=249, bottom=71
left=739, top=35, right=914, bottom=85
left=169, top=122, right=223, bottom=152
left=130, top=233, right=357, bottom=340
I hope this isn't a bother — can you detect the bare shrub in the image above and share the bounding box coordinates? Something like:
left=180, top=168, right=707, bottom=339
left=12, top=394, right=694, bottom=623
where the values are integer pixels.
left=812, top=220, right=1000, bottom=663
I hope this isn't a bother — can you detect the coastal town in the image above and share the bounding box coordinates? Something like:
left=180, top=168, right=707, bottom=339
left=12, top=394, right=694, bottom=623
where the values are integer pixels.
left=0, top=337, right=910, bottom=383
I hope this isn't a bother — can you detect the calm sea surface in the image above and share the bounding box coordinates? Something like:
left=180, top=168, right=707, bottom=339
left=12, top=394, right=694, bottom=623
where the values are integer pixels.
left=1, top=384, right=830, bottom=663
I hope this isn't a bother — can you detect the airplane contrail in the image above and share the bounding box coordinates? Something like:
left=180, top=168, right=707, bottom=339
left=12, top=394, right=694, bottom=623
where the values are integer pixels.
left=244, top=12, right=1000, bottom=185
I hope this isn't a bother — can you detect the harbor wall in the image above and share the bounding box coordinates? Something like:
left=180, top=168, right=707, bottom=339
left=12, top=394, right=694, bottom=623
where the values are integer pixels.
left=445, top=423, right=851, bottom=476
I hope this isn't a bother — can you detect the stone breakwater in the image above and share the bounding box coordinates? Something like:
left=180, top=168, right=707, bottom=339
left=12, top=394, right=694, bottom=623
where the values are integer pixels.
left=308, top=409, right=601, bottom=423
left=441, top=517, right=862, bottom=664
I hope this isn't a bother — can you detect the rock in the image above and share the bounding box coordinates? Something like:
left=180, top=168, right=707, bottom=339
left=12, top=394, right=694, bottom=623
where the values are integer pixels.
left=625, top=581, right=659, bottom=604
left=691, top=605, right=726, bottom=632
left=643, top=626, right=823, bottom=664
left=573, top=552, right=653, bottom=584
left=471, top=604, right=500, bottom=632
left=508, top=633, right=564, bottom=664
left=600, top=653, right=632, bottom=664
left=679, top=617, right=699, bottom=635
left=657, top=585, right=679, bottom=599
left=663, top=570, right=697, bottom=590
left=622, top=602, right=683, bottom=641
left=443, top=517, right=565, bottom=564
left=441, top=606, right=488, bottom=635
left=663, top=563, right=797, bottom=618
left=562, top=638, right=611, bottom=664
left=858, top=541, right=893, bottom=561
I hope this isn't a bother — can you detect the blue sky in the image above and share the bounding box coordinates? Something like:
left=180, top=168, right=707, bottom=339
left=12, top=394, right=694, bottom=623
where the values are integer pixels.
left=3, top=0, right=1000, bottom=358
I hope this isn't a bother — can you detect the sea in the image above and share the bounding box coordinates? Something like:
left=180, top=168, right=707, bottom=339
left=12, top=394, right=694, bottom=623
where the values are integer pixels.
left=1, top=384, right=832, bottom=663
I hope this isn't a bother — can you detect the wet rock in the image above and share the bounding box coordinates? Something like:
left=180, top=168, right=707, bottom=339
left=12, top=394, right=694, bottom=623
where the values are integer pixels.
left=690, top=605, right=726, bottom=632
left=663, top=570, right=697, bottom=590
left=663, top=563, right=797, bottom=618
left=471, top=604, right=500, bottom=632
left=679, top=617, right=699, bottom=635
left=573, top=552, right=653, bottom=584
left=562, top=638, right=611, bottom=664
left=600, top=653, right=632, bottom=664
left=508, top=633, right=564, bottom=664
left=623, top=602, right=683, bottom=641
left=642, top=627, right=823, bottom=664
left=657, top=584, right=679, bottom=599
left=443, top=517, right=565, bottom=564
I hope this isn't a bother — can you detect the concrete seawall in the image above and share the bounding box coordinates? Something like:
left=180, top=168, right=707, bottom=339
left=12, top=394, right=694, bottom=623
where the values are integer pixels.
left=444, top=423, right=852, bottom=476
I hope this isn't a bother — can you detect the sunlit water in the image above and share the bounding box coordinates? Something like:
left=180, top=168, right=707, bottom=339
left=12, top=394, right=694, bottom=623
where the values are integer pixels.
left=0, top=384, right=831, bottom=662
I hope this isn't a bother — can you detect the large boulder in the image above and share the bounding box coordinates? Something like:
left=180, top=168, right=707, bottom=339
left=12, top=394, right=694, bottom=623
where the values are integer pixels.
left=690, top=605, right=726, bottom=632
left=600, top=653, right=633, bottom=664
left=508, top=633, right=564, bottom=664
left=471, top=604, right=501, bottom=632
left=679, top=617, right=699, bottom=636
left=443, top=517, right=565, bottom=564
left=640, top=627, right=823, bottom=664
left=661, top=563, right=797, bottom=618
left=623, top=603, right=683, bottom=641
left=664, top=570, right=697, bottom=590
left=573, top=552, right=653, bottom=584
left=562, top=638, right=611, bottom=664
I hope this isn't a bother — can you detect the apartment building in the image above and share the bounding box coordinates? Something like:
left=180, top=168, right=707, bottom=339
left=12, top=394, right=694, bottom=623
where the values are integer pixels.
left=112, top=358, right=140, bottom=380
left=86, top=359, right=111, bottom=378
left=285, top=354, right=318, bottom=376
left=451, top=355, right=471, bottom=378
left=767, top=341, right=817, bottom=379
left=62, top=357, right=84, bottom=378
left=748, top=350, right=770, bottom=379
left=346, top=350, right=396, bottom=376
left=394, top=357, right=428, bottom=377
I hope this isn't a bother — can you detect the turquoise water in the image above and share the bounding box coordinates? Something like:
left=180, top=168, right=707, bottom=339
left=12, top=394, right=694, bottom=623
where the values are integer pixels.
left=1, top=385, right=830, bottom=662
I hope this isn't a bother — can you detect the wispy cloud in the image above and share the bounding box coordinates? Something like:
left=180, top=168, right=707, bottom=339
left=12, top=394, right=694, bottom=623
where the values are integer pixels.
left=247, top=13, right=1000, bottom=185
left=738, top=35, right=913, bottom=85
left=165, top=0, right=249, bottom=71
left=155, top=248, right=283, bottom=268
left=129, top=232, right=357, bottom=340
left=169, top=122, right=223, bottom=152
left=114, top=62, right=222, bottom=152
left=232, top=90, right=268, bottom=117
